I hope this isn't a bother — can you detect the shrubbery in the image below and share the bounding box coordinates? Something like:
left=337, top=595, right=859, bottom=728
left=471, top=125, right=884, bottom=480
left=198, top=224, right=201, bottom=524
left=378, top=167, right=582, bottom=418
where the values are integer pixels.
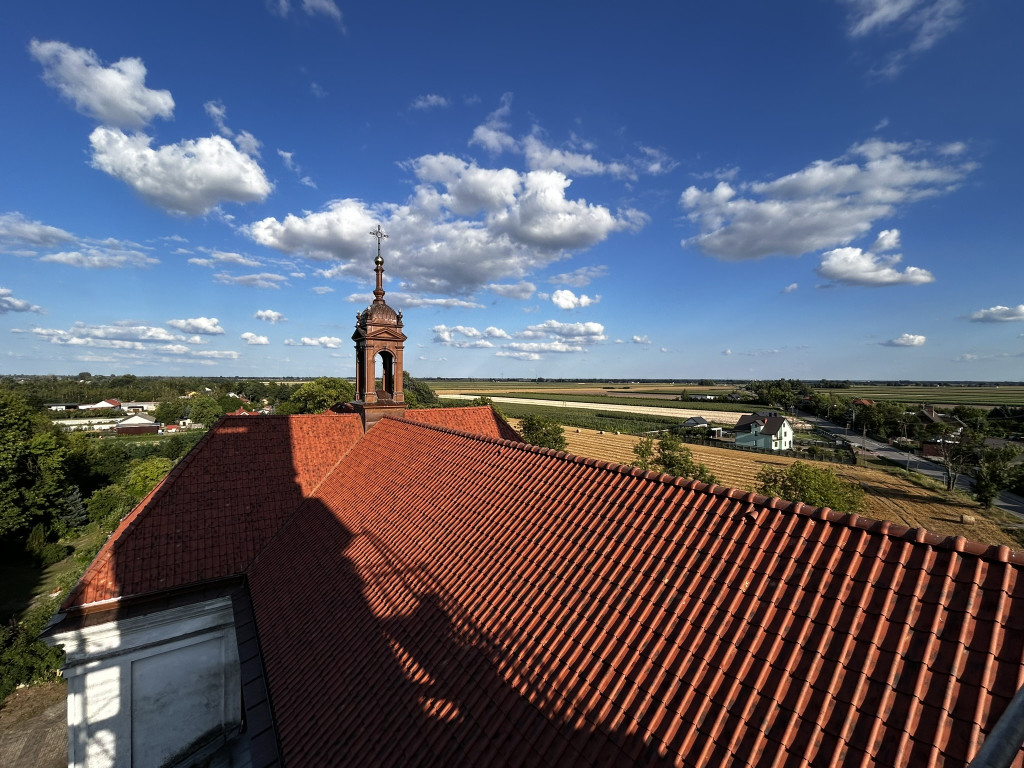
left=0, top=595, right=64, bottom=703
left=519, top=414, right=568, bottom=451
left=754, top=461, right=866, bottom=513
left=632, top=434, right=717, bottom=484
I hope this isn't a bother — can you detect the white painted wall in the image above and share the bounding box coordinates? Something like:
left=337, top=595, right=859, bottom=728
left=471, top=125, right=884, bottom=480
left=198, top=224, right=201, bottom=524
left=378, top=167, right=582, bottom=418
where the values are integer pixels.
left=49, top=597, right=243, bottom=768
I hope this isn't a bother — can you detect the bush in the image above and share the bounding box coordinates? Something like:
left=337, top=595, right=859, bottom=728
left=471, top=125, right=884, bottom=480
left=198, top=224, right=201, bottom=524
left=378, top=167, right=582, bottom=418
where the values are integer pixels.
left=25, top=523, right=46, bottom=557
left=87, top=484, right=135, bottom=528
left=754, top=461, right=866, bottom=513
left=38, top=542, right=72, bottom=567
left=0, top=598, right=64, bottom=704
left=519, top=414, right=568, bottom=451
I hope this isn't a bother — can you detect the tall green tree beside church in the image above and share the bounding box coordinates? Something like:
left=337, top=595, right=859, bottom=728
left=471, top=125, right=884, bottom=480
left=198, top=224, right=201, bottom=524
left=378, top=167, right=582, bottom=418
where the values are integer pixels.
left=0, top=392, right=71, bottom=540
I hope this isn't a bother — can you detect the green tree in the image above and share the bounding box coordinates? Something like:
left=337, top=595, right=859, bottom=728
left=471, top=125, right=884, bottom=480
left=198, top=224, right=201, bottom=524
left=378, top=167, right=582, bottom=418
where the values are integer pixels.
left=154, top=399, right=188, bottom=425
left=54, top=487, right=89, bottom=536
left=123, top=457, right=175, bottom=502
left=755, top=461, right=866, bottom=513
left=928, top=426, right=981, bottom=491
left=187, top=395, right=225, bottom=427
left=654, top=433, right=717, bottom=484
left=519, top=414, right=568, bottom=451
left=972, top=442, right=1022, bottom=508
left=87, top=484, right=136, bottom=528
left=0, top=597, right=65, bottom=703
left=279, top=378, right=355, bottom=414
left=0, top=393, right=71, bottom=540
left=632, top=437, right=656, bottom=471
left=403, top=372, right=439, bottom=408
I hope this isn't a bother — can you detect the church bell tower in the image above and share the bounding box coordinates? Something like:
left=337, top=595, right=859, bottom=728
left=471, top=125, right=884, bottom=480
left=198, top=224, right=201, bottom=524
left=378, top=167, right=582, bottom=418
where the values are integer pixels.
left=349, top=225, right=407, bottom=430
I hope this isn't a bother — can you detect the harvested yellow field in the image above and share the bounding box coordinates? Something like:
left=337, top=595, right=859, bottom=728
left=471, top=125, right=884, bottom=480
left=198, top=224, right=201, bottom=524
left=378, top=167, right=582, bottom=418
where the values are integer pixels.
left=548, top=426, right=1019, bottom=549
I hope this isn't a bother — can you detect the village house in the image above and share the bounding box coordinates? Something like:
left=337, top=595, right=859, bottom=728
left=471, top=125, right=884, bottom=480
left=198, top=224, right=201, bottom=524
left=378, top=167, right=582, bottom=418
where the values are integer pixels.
left=44, top=239, right=1024, bottom=768
left=917, top=405, right=966, bottom=434
left=733, top=411, right=795, bottom=451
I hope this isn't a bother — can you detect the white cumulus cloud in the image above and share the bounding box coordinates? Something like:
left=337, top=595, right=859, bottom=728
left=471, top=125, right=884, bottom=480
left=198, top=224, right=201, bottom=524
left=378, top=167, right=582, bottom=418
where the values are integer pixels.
left=551, top=289, right=600, bottom=309
left=816, top=245, right=934, bottom=286
left=283, top=336, right=343, bottom=348
left=241, top=332, right=270, bottom=345
left=871, top=228, right=901, bottom=251
left=0, top=288, right=43, bottom=314
left=167, top=317, right=225, bottom=335
left=882, top=333, right=926, bottom=346
left=680, top=140, right=973, bottom=260
left=255, top=309, right=287, bottom=324
left=40, top=241, right=158, bottom=269
left=30, top=40, right=174, bottom=129
left=248, top=156, right=644, bottom=296
left=89, top=127, right=272, bottom=216
left=517, top=320, right=606, bottom=344
left=969, top=305, right=1024, bottom=323
left=431, top=324, right=507, bottom=348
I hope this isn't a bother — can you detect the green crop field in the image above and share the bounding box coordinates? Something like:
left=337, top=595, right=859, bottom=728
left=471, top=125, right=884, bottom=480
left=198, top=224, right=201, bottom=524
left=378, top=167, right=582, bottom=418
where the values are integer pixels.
left=456, top=390, right=753, bottom=413
left=816, top=385, right=1024, bottom=408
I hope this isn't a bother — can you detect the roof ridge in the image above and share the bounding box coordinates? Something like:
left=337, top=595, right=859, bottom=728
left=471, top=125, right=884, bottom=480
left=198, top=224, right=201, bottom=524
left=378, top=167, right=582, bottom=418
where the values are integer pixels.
left=60, top=420, right=224, bottom=612
left=393, top=416, right=1024, bottom=567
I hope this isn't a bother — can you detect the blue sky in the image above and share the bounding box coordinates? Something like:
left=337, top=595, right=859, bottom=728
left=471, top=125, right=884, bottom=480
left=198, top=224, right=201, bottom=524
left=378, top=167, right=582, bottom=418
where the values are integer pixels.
left=2, top=1, right=1022, bottom=381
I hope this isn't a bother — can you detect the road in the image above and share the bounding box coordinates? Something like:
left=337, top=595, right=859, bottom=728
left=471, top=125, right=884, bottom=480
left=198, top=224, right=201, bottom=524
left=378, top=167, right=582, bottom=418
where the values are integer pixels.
left=797, top=410, right=1024, bottom=520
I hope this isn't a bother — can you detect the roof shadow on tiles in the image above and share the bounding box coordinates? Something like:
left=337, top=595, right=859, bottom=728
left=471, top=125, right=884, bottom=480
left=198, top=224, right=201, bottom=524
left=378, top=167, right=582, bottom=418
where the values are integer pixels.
left=247, top=493, right=680, bottom=766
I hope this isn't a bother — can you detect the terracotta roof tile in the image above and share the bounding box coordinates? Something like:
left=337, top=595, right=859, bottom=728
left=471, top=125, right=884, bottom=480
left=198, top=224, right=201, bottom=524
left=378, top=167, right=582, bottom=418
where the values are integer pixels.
left=402, top=405, right=522, bottom=441
left=240, top=417, right=1024, bottom=767
left=62, top=413, right=364, bottom=610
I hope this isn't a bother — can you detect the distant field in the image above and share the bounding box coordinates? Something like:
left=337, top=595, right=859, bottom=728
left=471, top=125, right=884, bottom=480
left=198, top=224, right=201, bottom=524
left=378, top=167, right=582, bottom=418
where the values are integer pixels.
left=427, top=380, right=686, bottom=395
left=426, top=380, right=1024, bottom=408
left=454, top=391, right=753, bottom=414
left=814, top=385, right=1024, bottom=408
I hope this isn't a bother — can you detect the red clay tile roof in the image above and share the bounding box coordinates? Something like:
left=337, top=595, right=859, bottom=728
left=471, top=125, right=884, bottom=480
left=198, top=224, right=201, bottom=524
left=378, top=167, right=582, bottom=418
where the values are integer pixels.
left=403, top=404, right=522, bottom=441
left=62, top=413, right=364, bottom=609
left=58, top=407, right=1024, bottom=766
left=226, top=407, right=260, bottom=416
left=244, top=417, right=1024, bottom=768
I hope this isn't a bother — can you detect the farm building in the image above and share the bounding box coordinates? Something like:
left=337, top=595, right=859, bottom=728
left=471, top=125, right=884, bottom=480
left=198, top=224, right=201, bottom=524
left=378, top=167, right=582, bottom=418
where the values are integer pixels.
left=114, top=413, right=159, bottom=436
left=45, top=247, right=1024, bottom=768
left=121, top=400, right=159, bottom=413
left=734, top=411, right=795, bottom=451
left=79, top=398, right=122, bottom=411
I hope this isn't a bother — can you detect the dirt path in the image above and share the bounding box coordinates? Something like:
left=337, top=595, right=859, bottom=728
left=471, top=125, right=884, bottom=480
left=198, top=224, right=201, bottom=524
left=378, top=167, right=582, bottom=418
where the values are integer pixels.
left=0, top=682, right=66, bottom=768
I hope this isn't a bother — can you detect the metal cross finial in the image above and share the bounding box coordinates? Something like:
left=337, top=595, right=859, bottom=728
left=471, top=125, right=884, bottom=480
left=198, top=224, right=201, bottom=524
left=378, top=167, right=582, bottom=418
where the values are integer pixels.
left=370, top=225, right=388, bottom=260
